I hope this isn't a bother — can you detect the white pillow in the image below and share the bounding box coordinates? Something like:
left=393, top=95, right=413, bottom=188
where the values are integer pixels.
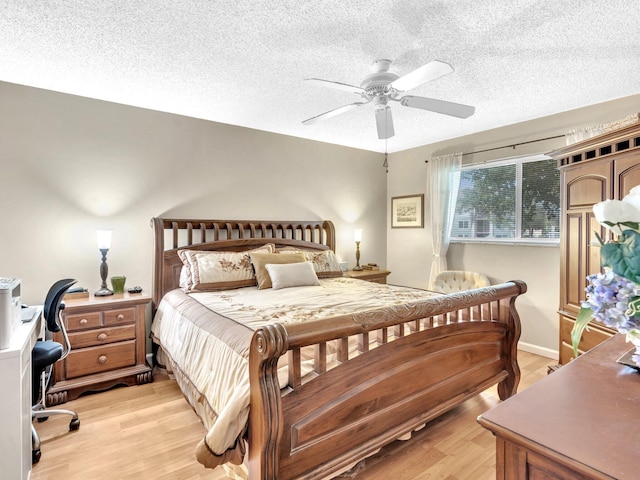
left=265, top=261, right=320, bottom=290
left=250, top=252, right=306, bottom=289
left=178, top=265, right=188, bottom=288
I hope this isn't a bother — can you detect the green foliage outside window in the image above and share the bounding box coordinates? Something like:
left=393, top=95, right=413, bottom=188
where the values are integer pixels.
left=452, top=155, right=559, bottom=241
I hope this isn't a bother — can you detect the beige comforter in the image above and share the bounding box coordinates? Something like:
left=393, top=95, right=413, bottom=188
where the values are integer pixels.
left=150, top=277, right=440, bottom=469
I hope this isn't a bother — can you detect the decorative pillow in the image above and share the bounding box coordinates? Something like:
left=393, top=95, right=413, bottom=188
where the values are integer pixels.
left=178, top=244, right=275, bottom=291
left=275, top=248, right=343, bottom=278
left=265, top=261, right=320, bottom=290
left=249, top=252, right=306, bottom=289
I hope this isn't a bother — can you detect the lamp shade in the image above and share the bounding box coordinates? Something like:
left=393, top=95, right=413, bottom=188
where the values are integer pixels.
left=354, top=229, right=363, bottom=243
left=96, top=229, right=113, bottom=249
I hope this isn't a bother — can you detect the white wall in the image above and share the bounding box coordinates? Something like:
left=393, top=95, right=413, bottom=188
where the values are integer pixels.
left=0, top=81, right=387, bottom=305
left=387, top=93, right=640, bottom=358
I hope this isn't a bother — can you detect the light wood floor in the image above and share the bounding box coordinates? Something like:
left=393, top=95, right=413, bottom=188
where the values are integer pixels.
left=31, top=351, right=552, bottom=480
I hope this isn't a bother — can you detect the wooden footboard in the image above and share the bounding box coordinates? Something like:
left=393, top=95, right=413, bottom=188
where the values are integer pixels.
left=248, top=281, right=525, bottom=480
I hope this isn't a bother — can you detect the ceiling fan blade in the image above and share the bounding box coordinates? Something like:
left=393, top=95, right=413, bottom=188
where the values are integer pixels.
left=302, top=102, right=366, bottom=125
left=400, top=95, right=475, bottom=119
left=375, top=106, right=395, bottom=139
left=305, top=78, right=366, bottom=95
left=388, top=60, right=454, bottom=92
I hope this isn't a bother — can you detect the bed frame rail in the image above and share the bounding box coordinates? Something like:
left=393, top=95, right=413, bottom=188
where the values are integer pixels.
left=248, top=280, right=525, bottom=480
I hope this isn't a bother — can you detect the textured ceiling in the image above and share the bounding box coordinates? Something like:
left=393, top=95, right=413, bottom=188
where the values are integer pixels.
left=1, top=1, right=639, bottom=153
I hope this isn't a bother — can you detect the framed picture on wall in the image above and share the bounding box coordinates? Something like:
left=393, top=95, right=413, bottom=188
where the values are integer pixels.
left=391, top=194, right=424, bottom=228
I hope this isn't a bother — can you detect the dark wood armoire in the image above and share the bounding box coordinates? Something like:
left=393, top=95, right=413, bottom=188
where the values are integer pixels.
left=549, top=122, right=640, bottom=364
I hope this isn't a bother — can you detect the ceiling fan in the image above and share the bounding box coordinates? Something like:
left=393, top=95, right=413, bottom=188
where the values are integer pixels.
left=302, top=59, right=475, bottom=139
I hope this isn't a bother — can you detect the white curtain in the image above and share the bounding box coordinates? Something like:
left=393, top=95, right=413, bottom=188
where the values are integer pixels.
left=427, top=152, right=462, bottom=289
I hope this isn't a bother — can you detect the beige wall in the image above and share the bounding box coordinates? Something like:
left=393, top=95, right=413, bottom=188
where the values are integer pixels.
left=4, top=78, right=640, bottom=357
left=0, top=81, right=387, bottom=305
left=387, top=93, right=640, bottom=358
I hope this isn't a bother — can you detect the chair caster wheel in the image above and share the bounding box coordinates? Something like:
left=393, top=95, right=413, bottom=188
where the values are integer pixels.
left=69, top=418, right=80, bottom=431
left=32, top=449, right=41, bottom=464
left=37, top=416, right=49, bottom=423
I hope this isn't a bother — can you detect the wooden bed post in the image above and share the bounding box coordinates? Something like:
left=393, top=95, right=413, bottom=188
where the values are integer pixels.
left=150, top=217, right=166, bottom=312
left=248, top=324, right=289, bottom=480
left=498, top=279, right=526, bottom=400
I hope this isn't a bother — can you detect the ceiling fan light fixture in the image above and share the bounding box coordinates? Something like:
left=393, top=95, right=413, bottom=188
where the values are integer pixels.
left=375, top=106, right=395, bottom=139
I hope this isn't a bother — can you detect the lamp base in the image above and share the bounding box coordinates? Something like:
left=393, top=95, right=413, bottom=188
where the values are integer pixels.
left=94, top=287, right=114, bottom=296
left=352, top=266, right=363, bottom=271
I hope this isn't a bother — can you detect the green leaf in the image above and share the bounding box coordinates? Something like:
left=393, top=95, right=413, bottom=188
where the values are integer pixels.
left=571, top=307, right=594, bottom=358
left=620, top=221, right=640, bottom=231
left=628, top=297, right=640, bottom=318
left=600, top=230, right=640, bottom=284
left=593, top=231, right=604, bottom=246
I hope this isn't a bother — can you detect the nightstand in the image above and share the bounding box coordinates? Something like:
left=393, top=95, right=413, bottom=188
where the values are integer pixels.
left=47, top=292, right=153, bottom=405
left=344, top=269, right=391, bottom=284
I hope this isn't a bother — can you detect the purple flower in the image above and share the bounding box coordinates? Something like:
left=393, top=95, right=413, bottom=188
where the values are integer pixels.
left=582, top=270, right=640, bottom=332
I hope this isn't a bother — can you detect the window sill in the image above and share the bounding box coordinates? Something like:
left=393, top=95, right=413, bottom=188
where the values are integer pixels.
left=450, top=238, right=560, bottom=247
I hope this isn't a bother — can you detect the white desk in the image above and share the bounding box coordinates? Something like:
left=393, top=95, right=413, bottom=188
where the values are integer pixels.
left=0, top=309, right=42, bottom=479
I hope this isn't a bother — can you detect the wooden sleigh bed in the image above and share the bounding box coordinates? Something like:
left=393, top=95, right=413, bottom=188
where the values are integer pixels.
left=150, top=217, right=526, bottom=480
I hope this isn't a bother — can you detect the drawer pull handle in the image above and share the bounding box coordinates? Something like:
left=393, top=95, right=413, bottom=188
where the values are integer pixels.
left=97, top=333, right=107, bottom=341
left=98, top=355, right=107, bottom=364
left=80, top=318, right=88, bottom=325
left=116, top=314, right=125, bottom=320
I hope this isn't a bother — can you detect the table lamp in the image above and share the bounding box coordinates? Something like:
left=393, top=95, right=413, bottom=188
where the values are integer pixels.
left=95, top=229, right=114, bottom=296
left=353, top=229, right=363, bottom=271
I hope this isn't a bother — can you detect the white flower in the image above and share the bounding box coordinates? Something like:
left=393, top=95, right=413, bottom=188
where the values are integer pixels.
left=623, top=186, right=640, bottom=211
left=626, top=329, right=640, bottom=348
left=593, top=198, right=640, bottom=235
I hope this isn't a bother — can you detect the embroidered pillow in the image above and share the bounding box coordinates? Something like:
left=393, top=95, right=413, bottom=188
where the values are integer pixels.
left=275, top=248, right=343, bottom=278
left=265, top=261, right=320, bottom=290
left=249, top=252, right=306, bottom=289
left=178, top=244, right=275, bottom=291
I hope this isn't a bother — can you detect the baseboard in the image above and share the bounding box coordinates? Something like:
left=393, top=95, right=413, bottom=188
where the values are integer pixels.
left=146, top=353, right=154, bottom=367
left=517, top=341, right=558, bottom=360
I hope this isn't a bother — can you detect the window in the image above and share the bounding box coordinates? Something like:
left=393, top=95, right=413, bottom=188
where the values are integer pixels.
left=451, top=154, right=560, bottom=243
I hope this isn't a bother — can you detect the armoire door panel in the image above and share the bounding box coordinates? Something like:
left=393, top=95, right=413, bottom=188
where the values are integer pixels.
left=586, top=212, right=605, bottom=276
left=564, top=161, right=610, bottom=209
left=563, top=213, right=583, bottom=313
left=615, top=155, right=640, bottom=197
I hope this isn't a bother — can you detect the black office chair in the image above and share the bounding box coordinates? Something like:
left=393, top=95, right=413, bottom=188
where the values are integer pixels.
left=31, top=278, right=81, bottom=464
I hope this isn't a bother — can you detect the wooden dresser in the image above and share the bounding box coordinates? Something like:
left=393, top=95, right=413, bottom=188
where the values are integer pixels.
left=47, top=292, right=153, bottom=405
left=549, top=124, right=640, bottom=364
left=478, top=334, right=638, bottom=479
left=344, top=269, right=390, bottom=284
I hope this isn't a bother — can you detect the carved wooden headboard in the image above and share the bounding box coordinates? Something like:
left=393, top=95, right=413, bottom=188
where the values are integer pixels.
left=150, top=218, right=336, bottom=308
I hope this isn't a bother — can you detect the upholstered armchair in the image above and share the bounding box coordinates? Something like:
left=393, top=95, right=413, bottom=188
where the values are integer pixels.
left=433, top=270, right=491, bottom=294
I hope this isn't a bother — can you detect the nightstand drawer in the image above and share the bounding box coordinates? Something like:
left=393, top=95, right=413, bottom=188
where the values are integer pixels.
left=69, top=325, right=136, bottom=349
left=366, top=277, right=387, bottom=284
left=66, top=340, right=136, bottom=378
left=104, top=307, right=135, bottom=326
left=65, top=312, right=101, bottom=331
